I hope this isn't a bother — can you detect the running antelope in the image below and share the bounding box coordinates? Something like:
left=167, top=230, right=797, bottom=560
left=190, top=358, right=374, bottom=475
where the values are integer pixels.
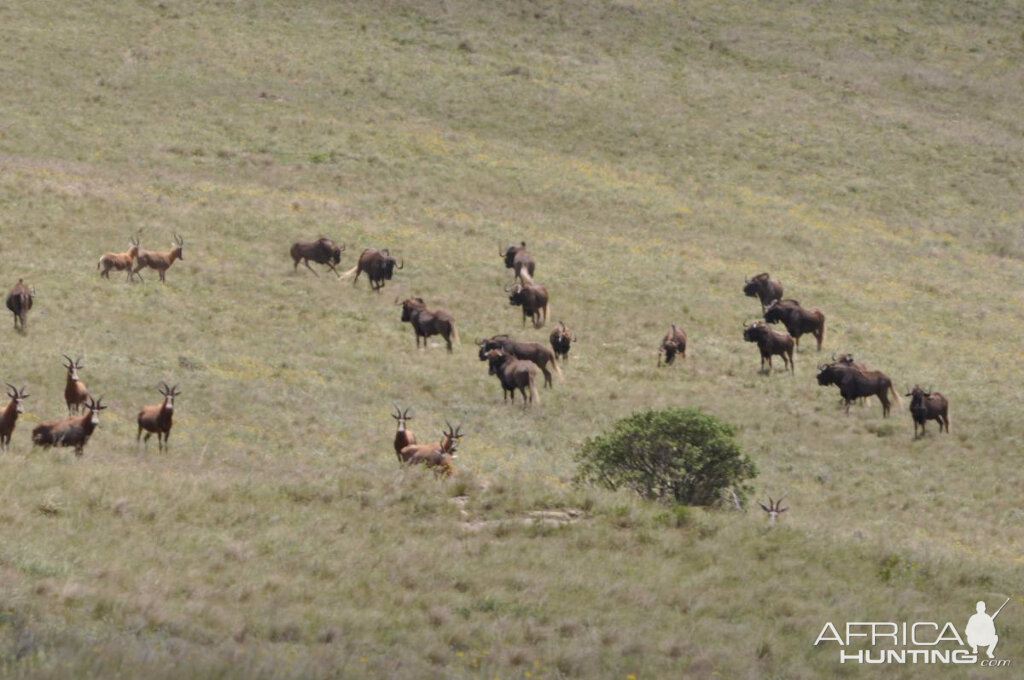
left=137, top=382, right=180, bottom=451
left=391, top=404, right=416, bottom=462
left=62, top=355, right=91, bottom=414
left=0, top=383, right=28, bottom=452
left=97, top=235, right=141, bottom=281
left=133, top=234, right=184, bottom=283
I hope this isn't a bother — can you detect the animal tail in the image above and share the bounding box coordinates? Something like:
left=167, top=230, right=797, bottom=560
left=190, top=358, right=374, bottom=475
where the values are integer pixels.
left=818, top=313, right=826, bottom=350
left=96, top=258, right=102, bottom=270
left=889, top=383, right=902, bottom=408
left=551, top=352, right=563, bottom=379
left=945, top=406, right=951, bottom=434
left=450, top=323, right=460, bottom=346
left=530, top=373, right=540, bottom=406
left=519, top=268, right=533, bottom=285
left=339, top=264, right=359, bottom=279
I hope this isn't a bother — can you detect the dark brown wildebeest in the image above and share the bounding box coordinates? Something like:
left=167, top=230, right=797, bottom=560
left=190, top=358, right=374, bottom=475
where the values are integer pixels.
left=0, top=383, right=28, bottom=452
left=477, top=335, right=561, bottom=388
left=341, top=248, right=403, bottom=292
left=98, top=235, right=141, bottom=281
left=743, top=273, right=784, bottom=307
left=906, top=386, right=950, bottom=439
left=391, top=404, right=416, bottom=462
left=549, top=321, right=575, bottom=362
left=763, top=299, right=826, bottom=351
left=137, top=382, right=180, bottom=451
left=132, top=234, right=184, bottom=283
left=6, top=279, right=33, bottom=333
left=505, top=282, right=549, bottom=328
left=742, top=321, right=794, bottom=373
left=290, top=237, right=345, bottom=277
left=485, top=349, right=540, bottom=406
left=397, top=297, right=459, bottom=353
left=816, top=362, right=901, bottom=417
left=32, top=396, right=107, bottom=457
left=399, top=421, right=462, bottom=477
left=658, top=324, right=687, bottom=366
left=501, top=241, right=536, bottom=282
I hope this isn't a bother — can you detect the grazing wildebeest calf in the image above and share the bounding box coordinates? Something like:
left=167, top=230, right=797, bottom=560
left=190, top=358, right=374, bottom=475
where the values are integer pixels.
left=816, top=362, right=901, bottom=417
left=6, top=279, right=33, bottom=333
left=742, top=321, right=794, bottom=373
left=743, top=273, right=783, bottom=306
left=341, top=248, right=403, bottom=291
left=0, top=383, right=28, bottom=452
left=763, top=299, right=826, bottom=351
left=133, top=234, right=184, bottom=283
left=391, top=405, right=416, bottom=462
left=398, top=297, right=459, bottom=353
left=32, top=396, right=107, bottom=457
left=506, top=282, right=549, bottom=328
left=485, top=349, right=540, bottom=406
left=137, top=382, right=180, bottom=451
left=658, top=324, right=687, bottom=366
left=549, top=321, right=575, bottom=362
left=290, top=237, right=345, bottom=277
left=906, top=386, right=950, bottom=438
left=399, top=422, right=462, bottom=477
left=501, top=241, right=536, bottom=282
left=477, top=335, right=561, bottom=388
left=98, top=235, right=141, bottom=281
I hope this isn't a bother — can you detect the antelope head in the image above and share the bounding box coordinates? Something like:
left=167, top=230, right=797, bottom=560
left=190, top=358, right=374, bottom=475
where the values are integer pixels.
left=173, top=233, right=185, bottom=259
left=391, top=404, right=413, bottom=431
left=758, top=494, right=788, bottom=525
left=442, top=421, right=464, bottom=455
left=87, top=396, right=108, bottom=425
left=5, top=383, right=28, bottom=414
left=62, top=355, right=84, bottom=381
left=158, top=382, right=180, bottom=409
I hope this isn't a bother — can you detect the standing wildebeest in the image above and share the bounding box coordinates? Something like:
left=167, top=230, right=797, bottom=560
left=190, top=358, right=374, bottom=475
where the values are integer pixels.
left=906, top=386, right=950, bottom=438
left=506, top=282, right=549, bottom=328
left=477, top=335, right=561, bottom=388
left=816, top=362, right=901, bottom=417
left=0, top=383, right=28, bottom=452
left=549, top=320, right=576, bottom=362
left=98, top=235, right=141, bottom=281
left=743, top=273, right=783, bottom=306
left=397, top=297, right=459, bottom=353
left=137, top=382, right=180, bottom=451
left=6, top=279, right=33, bottom=333
left=742, top=321, right=794, bottom=373
left=391, top=404, right=416, bottom=462
left=485, top=349, right=540, bottom=406
left=290, top=237, right=345, bottom=277
left=763, top=299, right=826, bottom=351
left=501, top=241, right=536, bottom=282
left=399, top=421, right=463, bottom=477
left=658, top=324, right=687, bottom=366
left=133, top=234, right=184, bottom=283
left=62, top=355, right=91, bottom=414
left=32, top=396, right=107, bottom=456
left=341, top=248, right=403, bottom=291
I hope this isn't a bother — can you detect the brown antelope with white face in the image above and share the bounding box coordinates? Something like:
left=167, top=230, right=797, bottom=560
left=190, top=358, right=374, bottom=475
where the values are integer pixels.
left=391, top=404, right=416, bottom=462
left=758, top=494, right=788, bottom=526
left=132, top=234, right=184, bottom=283
left=399, top=422, right=463, bottom=477
left=137, top=382, right=180, bottom=451
left=97, top=235, right=141, bottom=281
left=62, top=355, right=91, bottom=414
left=0, top=383, right=29, bottom=452
left=32, top=396, right=107, bottom=457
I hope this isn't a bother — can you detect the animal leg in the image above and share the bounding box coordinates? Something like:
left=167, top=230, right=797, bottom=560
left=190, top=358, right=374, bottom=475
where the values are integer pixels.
left=302, top=260, right=320, bottom=277
left=541, top=366, right=552, bottom=389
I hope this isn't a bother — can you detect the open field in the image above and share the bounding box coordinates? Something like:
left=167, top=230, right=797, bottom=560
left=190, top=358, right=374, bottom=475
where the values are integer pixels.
left=1, top=1, right=1022, bottom=677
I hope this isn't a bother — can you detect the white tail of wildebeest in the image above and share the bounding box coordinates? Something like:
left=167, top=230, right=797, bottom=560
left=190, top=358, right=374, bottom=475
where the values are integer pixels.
left=0, top=383, right=28, bottom=452
left=32, top=396, right=107, bottom=457
left=62, top=355, right=91, bottom=415
left=133, top=234, right=184, bottom=283
left=137, top=382, right=180, bottom=451
left=397, top=297, right=459, bottom=353
left=97, top=234, right=141, bottom=281
left=290, top=237, right=345, bottom=277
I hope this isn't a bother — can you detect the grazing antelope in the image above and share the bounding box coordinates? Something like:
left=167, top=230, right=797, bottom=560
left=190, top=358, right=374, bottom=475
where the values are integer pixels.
left=758, top=494, right=788, bottom=526
left=6, top=279, right=33, bottom=333
left=391, top=404, right=416, bottom=462
left=549, top=321, right=576, bottom=362
left=132, top=234, right=184, bottom=283
left=137, top=382, right=180, bottom=450
left=485, top=348, right=540, bottom=406
left=906, top=386, right=950, bottom=439
left=658, top=324, right=687, bottom=366
left=0, top=383, right=28, bottom=452
left=399, top=422, right=463, bottom=477
left=62, top=355, right=91, bottom=414
left=97, top=235, right=141, bottom=281
left=32, top=396, right=107, bottom=457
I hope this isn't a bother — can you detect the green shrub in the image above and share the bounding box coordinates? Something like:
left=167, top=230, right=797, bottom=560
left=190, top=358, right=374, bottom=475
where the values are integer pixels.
left=574, top=408, right=757, bottom=507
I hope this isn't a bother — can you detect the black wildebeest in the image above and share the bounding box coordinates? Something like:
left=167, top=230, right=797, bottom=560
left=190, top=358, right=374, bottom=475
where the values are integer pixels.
left=742, top=321, right=794, bottom=373
left=477, top=335, right=561, bottom=388
left=290, top=237, right=345, bottom=277
left=658, top=324, right=687, bottom=366
left=341, top=248, right=403, bottom=291
left=485, top=349, right=540, bottom=406
left=133, top=234, right=184, bottom=283
left=816, top=362, right=901, bottom=417
left=501, top=241, right=536, bottom=283
left=506, top=282, right=549, bottom=328
left=6, top=279, right=33, bottom=333
left=763, top=299, right=826, bottom=351
left=398, top=297, right=459, bottom=353
left=0, top=383, right=28, bottom=452
left=98, top=235, right=141, bottom=281
left=32, top=396, right=107, bottom=456
left=137, top=382, right=180, bottom=451
left=549, top=321, right=576, bottom=362
left=743, top=272, right=783, bottom=307
left=906, top=386, right=950, bottom=438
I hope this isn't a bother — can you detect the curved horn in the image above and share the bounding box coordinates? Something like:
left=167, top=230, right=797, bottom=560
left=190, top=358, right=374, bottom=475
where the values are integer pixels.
left=174, top=233, right=184, bottom=246
left=5, top=383, right=17, bottom=397
left=158, top=381, right=170, bottom=394
left=391, top=403, right=402, bottom=419
left=62, top=354, right=74, bottom=366
left=404, top=407, right=413, bottom=419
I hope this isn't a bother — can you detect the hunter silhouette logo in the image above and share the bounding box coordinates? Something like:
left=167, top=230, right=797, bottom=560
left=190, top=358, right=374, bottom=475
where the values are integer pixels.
left=966, top=598, right=1008, bottom=659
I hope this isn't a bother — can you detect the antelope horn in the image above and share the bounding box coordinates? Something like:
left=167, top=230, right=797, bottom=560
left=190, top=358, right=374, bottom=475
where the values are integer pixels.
left=404, top=407, right=413, bottom=419
left=62, top=354, right=74, bottom=366
left=158, top=381, right=170, bottom=393
left=5, top=383, right=16, bottom=397
left=174, top=233, right=184, bottom=245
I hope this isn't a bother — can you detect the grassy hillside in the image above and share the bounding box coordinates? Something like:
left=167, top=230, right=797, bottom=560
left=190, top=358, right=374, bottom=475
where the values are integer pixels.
left=1, top=1, right=1022, bottom=677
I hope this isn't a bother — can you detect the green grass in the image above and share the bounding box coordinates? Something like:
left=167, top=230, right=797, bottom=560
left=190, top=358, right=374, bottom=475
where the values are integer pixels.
left=1, top=0, right=1022, bottom=677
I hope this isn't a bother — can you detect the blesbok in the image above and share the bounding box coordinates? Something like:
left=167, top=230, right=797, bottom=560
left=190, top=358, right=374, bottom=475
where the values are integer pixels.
left=506, top=282, right=549, bottom=328
left=290, top=237, right=345, bottom=277
left=906, top=386, right=950, bottom=439
left=399, top=421, right=463, bottom=477
left=0, top=383, right=28, bottom=452
left=758, top=494, right=789, bottom=526
left=97, top=235, right=141, bottom=281
left=658, top=324, right=687, bottom=366
left=62, top=355, right=91, bottom=414
left=763, top=299, right=826, bottom=351
left=743, top=273, right=784, bottom=307
left=137, top=382, right=180, bottom=451
left=501, top=241, right=536, bottom=282
left=133, top=234, right=184, bottom=283
left=32, top=396, right=107, bottom=457
left=742, top=321, right=794, bottom=373
left=816, top=361, right=901, bottom=417
left=6, top=279, right=33, bottom=333
left=391, top=404, right=416, bottom=461
left=549, top=321, right=576, bottom=362
left=341, top=248, right=403, bottom=291
left=477, top=335, right=561, bottom=388
left=397, top=297, right=459, bottom=353
left=485, top=349, right=540, bottom=406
